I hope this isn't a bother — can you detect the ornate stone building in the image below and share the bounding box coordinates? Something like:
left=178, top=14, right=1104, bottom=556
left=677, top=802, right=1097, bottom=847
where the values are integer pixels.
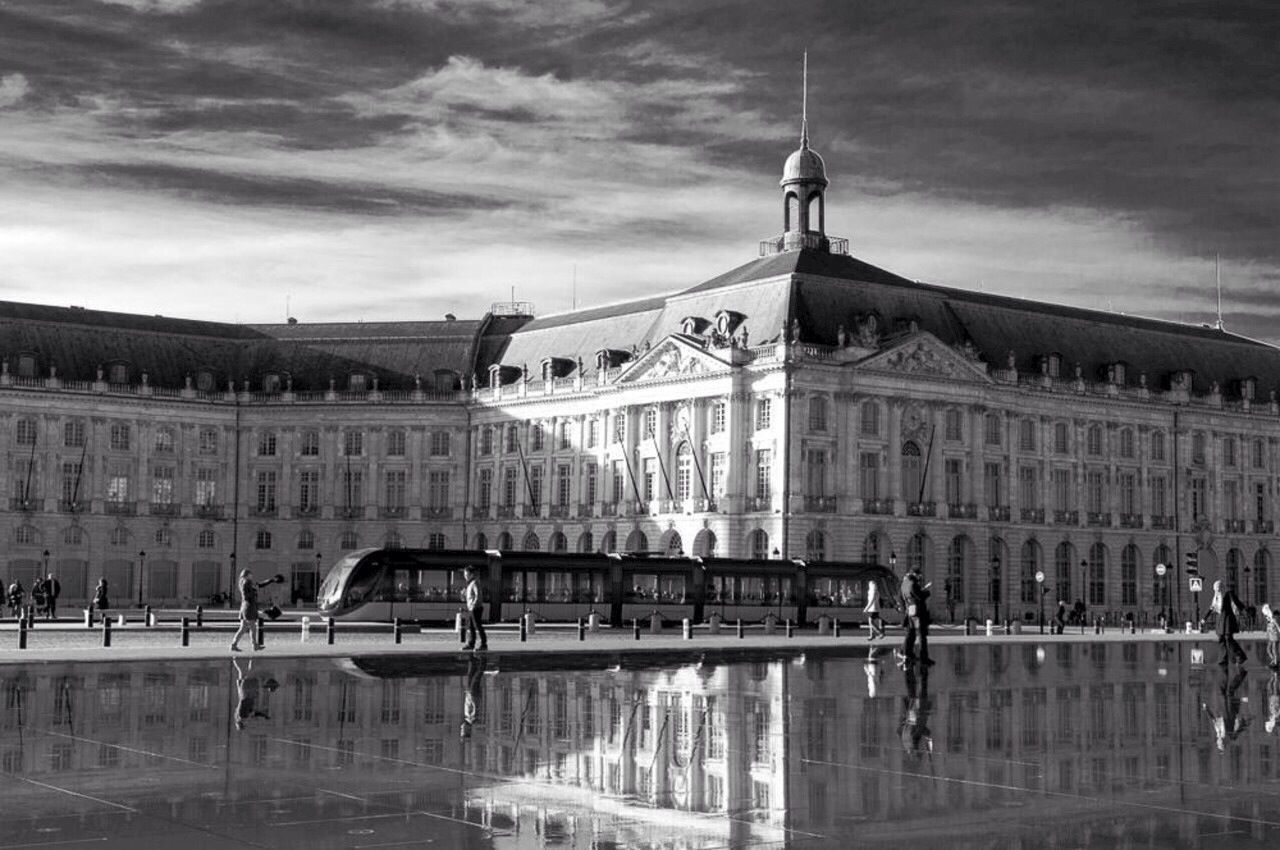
left=3, top=121, right=1279, bottom=621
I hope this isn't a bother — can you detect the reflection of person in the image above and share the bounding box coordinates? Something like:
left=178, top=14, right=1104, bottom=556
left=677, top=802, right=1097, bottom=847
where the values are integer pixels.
left=1266, top=671, right=1279, bottom=735
left=230, top=569, right=277, bottom=652
left=1202, top=664, right=1249, bottom=751
left=233, top=658, right=278, bottom=730
left=460, top=655, right=485, bottom=739
left=1264, top=603, right=1280, bottom=669
left=461, top=566, right=487, bottom=652
left=898, top=663, right=933, bottom=758
left=898, top=567, right=934, bottom=667
left=863, top=580, right=886, bottom=640
left=1211, top=580, right=1248, bottom=667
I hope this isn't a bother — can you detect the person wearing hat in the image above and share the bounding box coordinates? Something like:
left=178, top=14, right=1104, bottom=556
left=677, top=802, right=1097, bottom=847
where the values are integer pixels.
left=230, top=568, right=278, bottom=652
left=1210, top=579, right=1248, bottom=667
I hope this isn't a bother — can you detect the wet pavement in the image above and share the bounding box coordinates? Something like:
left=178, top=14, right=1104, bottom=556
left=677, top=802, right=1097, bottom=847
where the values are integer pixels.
left=1, top=640, right=1279, bottom=848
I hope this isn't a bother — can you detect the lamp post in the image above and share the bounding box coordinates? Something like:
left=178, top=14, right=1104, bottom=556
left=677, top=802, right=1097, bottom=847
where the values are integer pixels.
left=314, top=551, right=322, bottom=605
left=990, top=553, right=1001, bottom=626
left=228, top=551, right=237, bottom=608
left=42, top=548, right=50, bottom=578
left=1244, top=564, right=1253, bottom=626
left=137, top=550, right=146, bottom=607
left=1035, top=570, right=1046, bottom=634
left=1079, top=559, right=1088, bottom=634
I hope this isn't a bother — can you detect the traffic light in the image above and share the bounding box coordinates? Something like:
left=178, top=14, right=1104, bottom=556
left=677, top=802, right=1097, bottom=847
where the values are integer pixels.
left=1185, top=551, right=1199, bottom=575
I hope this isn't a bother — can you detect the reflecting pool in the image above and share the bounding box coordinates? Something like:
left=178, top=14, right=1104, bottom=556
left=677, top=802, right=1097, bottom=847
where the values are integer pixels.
left=1, top=641, right=1279, bottom=848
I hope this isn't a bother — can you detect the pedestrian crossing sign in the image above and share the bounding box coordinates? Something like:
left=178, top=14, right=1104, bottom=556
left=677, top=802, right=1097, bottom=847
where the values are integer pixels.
left=1189, top=576, right=1203, bottom=593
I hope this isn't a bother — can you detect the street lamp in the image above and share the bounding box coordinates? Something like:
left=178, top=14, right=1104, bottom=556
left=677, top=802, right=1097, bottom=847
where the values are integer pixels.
left=990, top=553, right=1002, bottom=626
left=314, top=551, right=323, bottom=605
left=1035, top=570, right=1046, bottom=634
left=228, top=551, right=237, bottom=608
left=42, top=548, right=50, bottom=576
left=137, top=550, right=146, bottom=607
left=1079, top=559, right=1088, bottom=634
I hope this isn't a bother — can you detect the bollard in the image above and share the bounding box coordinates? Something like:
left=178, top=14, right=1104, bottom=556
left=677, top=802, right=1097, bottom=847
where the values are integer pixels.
left=300, top=616, right=311, bottom=642
left=254, top=619, right=265, bottom=648
left=1130, top=621, right=1136, bottom=635
left=520, top=616, right=528, bottom=643
left=633, top=618, right=641, bottom=641
left=649, top=612, right=662, bottom=635
left=117, top=614, right=126, bottom=626
left=817, top=615, right=830, bottom=636
left=195, top=605, right=204, bottom=628
left=578, top=618, right=586, bottom=642
left=737, top=618, right=744, bottom=639
left=103, top=618, right=112, bottom=648
left=588, top=611, right=602, bottom=632
left=17, top=620, right=26, bottom=650
left=708, top=613, right=722, bottom=635
left=145, top=605, right=153, bottom=628
left=84, top=608, right=94, bottom=628
left=985, top=619, right=994, bottom=636
left=523, top=612, right=537, bottom=638
left=394, top=617, right=403, bottom=645
left=181, top=617, right=190, bottom=647
left=833, top=618, right=841, bottom=638
left=456, top=612, right=467, bottom=644
left=326, top=616, right=335, bottom=645
left=682, top=618, right=692, bottom=640
left=965, top=618, right=974, bottom=636
left=786, top=619, right=794, bottom=638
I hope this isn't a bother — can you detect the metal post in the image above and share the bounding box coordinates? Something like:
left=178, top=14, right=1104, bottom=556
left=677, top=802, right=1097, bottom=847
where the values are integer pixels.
left=102, top=617, right=112, bottom=648
left=521, top=616, right=529, bottom=643
left=145, top=604, right=153, bottom=628
left=737, top=618, right=744, bottom=639
left=181, top=616, right=190, bottom=647
left=633, top=618, right=640, bottom=641
left=85, top=606, right=94, bottom=629
left=195, top=605, right=204, bottom=628
left=17, top=620, right=26, bottom=650
left=786, top=619, right=794, bottom=638
left=578, top=618, right=586, bottom=641
left=254, top=618, right=264, bottom=647
left=394, top=617, right=403, bottom=644
left=326, top=616, right=335, bottom=645
left=682, top=619, right=692, bottom=640
left=833, top=618, right=841, bottom=638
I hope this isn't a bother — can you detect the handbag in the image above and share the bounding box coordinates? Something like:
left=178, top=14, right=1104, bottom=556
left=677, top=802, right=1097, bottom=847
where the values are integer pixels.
left=263, top=604, right=282, bottom=620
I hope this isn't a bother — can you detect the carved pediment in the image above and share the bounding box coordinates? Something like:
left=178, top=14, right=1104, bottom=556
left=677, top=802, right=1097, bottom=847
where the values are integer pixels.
left=857, top=332, right=991, bottom=383
left=616, top=337, right=732, bottom=384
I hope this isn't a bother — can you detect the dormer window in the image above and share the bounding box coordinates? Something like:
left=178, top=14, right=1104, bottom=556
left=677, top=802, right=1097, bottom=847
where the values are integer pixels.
left=433, top=369, right=459, bottom=392
left=1045, top=353, right=1062, bottom=379
left=348, top=373, right=366, bottom=391
left=196, top=370, right=215, bottom=392
left=595, top=349, right=630, bottom=371
left=1109, top=362, right=1127, bottom=385
left=16, top=354, right=36, bottom=378
left=680, top=316, right=709, bottom=335
left=108, top=363, right=129, bottom=385
left=263, top=374, right=281, bottom=393
left=489, top=364, right=501, bottom=388
left=1241, top=377, right=1258, bottom=400
left=713, top=310, right=745, bottom=337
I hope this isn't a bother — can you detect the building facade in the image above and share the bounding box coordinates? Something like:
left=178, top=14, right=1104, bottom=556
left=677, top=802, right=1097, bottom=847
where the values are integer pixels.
left=4, top=125, right=1280, bottom=622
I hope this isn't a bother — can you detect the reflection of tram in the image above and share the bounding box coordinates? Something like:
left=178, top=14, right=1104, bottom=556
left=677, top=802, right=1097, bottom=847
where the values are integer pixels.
left=317, top=548, right=898, bottom=626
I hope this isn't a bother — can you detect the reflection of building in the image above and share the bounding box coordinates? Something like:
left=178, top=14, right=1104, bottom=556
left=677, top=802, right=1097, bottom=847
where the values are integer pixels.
left=6, top=103, right=1280, bottom=617
left=1, top=645, right=1277, bottom=846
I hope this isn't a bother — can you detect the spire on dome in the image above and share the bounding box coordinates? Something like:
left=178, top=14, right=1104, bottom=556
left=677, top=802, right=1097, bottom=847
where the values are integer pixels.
left=801, top=50, right=809, bottom=148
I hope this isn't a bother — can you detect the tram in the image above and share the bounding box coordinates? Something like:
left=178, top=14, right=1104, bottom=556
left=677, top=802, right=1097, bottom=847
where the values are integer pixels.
left=316, top=548, right=898, bottom=627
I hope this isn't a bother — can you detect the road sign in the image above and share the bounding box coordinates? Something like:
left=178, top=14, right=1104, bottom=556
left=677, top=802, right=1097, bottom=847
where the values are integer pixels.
left=1156, top=563, right=1167, bottom=577
left=1034, top=570, right=1045, bottom=584
left=1189, top=576, right=1203, bottom=593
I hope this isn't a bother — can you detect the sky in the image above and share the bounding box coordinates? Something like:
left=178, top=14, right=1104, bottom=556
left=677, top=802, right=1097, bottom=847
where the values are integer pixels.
left=0, top=0, right=1277, bottom=337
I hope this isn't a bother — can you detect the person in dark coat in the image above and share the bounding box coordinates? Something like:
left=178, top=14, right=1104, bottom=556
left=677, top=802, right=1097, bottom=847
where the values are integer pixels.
left=230, top=569, right=278, bottom=652
left=93, top=577, right=110, bottom=612
left=30, top=578, right=46, bottom=618
left=1054, top=600, right=1068, bottom=635
left=1212, top=580, right=1248, bottom=666
left=43, top=573, right=60, bottom=619
left=1203, top=664, right=1250, bottom=750
left=898, top=567, right=934, bottom=667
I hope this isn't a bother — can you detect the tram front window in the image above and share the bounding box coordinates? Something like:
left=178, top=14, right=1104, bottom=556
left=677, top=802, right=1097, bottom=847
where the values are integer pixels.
left=807, top=577, right=866, bottom=607
left=318, top=554, right=366, bottom=609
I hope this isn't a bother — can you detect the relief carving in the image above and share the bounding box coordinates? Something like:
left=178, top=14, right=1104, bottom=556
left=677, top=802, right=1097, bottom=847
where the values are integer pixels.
left=883, top=340, right=960, bottom=378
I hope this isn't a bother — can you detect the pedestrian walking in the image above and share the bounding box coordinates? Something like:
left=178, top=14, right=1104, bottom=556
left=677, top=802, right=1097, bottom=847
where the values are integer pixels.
left=896, top=567, right=934, bottom=668
left=1054, top=600, right=1067, bottom=634
left=863, top=579, right=887, bottom=640
left=44, top=573, right=60, bottom=619
left=93, top=577, right=110, bottom=612
left=460, top=566, right=487, bottom=651
left=230, top=569, right=279, bottom=652
left=1264, top=603, right=1280, bottom=670
left=1211, top=580, right=1248, bottom=667
left=7, top=580, right=25, bottom=617
left=30, top=578, right=46, bottom=619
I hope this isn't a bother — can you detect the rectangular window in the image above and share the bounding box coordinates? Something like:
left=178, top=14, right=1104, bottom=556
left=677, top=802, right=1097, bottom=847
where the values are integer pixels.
left=1253, top=438, right=1266, bottom=469
left=1053, top=423, right=1069, bottom=454
left=984, top=462, right=1003, bottom=507
left=257, top=430, right=277, bottom=456
left=584, top=463, right=598, bottom=505
left=427, top=470, right=449, bottom=510
left=1224, top=480, right=1240, bottom=521
left=1224, top=437, right=1237, bottom=467
left=477, top=468, right=493, bottom=511
left=756, top=398, right=771, bottom=430
left=944, top=409, right=963, bottom=442
left=612, top=413, right=626, bottom=444
left=859, top=452, right=880, bottom=499
left=528, top=465, right=542, bottom=509
left=985, top=414, right=1002, bottom=446
left=755, top=449, right=772, bottom=499
left=558, top=421, right=571, bottom=450
left=1119, top=472, right=1137, bottom=515
left=945, top=458, right=963, bottom=504
left=199, top=426, right=218, bottom=455
left=1018, top=465, right=1038, bottom=509
left=195, top=467, right=217, bottom=506
left=1085, top=470, right=1105, bottom=514
left=808, top=397, right=827, bottom=432
left=343, top=430, right=364, bottom=457
left=1052, top=468, right=1072, bottom=512
left=107, top=471, right=130, bottom=503
left=711, top=402, right=726, bottom=434
left=300, top=429, right=320, bottom=456
left=1191, top=432, right=1206, bottom=465
left=385, top=470, right=407, bottom=509
left=61, top=462, right=82, bottom=505
left=531, top=423, right=545, bottom=451
left=805, top=449, right=826, bottom=498
left=1256, top=482, right=1268, bottom=523
left=1150, top=475, right=1167, bottom=517
left=255, top=471, right=277, bottom=512
left=556, top=465, right=571, bottom=506
left=298, top=470, right=319, bottom=513
left=860, top=402, right=880, bottom=436
left=642, top=458, right=656, bottom=502
left=429, top=431, right=450, bottom=457
left=505, top=425, right=518, bottom=453
left=343, top=469, right=363, bottom=511
left=586, top=418, right=599, bottom=448
left=1191, top=478, right=1207, bottom=520
left=610, top=460, right=625, bottom=503
left=64, top=420, right=85, bottom=448
left=709, top=453, right=726, bottom=498
left=152, top=466, right=175, bottom=505
left=109, top=423, right=131, bottom=451
left=386, top=429, right=406, bottom=457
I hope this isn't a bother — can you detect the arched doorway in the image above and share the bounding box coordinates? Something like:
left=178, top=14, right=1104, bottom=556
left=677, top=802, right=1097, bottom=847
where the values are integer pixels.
left=692, top=528, right=717, bottom=557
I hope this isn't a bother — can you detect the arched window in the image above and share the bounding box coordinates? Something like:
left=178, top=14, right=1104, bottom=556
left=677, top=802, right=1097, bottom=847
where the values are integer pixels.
left=496, top=531, right=512, bottom=551
left=663, top=531, right=683, bottom=556
left=1226, top=548, right=1242, bottom=590
left=901, top=441, right=923, bottom=503
left=550, top=531, right=568, bottom=553
left=805, top=529, right=826, bottom=561
left=1121, top=544, right=1139, bottom=607
left=1088, top=542, right=1107, bottom=606
left=15, top=525, right=38, bottom=546
left=1055, top=541, right=1075, bottom=603
left=907, top=532, right=928, bottom=573
left=339, top=530, right=359, bottom=550
left=385, top=531, right=402, bottom=550
left=154, top=527, right=173, bottom=547
left=947, top=536, right=969, bottom=604
left=600, top=530, right=616, bottom=552
left=577, top=531, right=594, bottom=553
left=1255, top=550, right=1271, bottom=607
left=110, top=527, right=130, bottom=547
left=749, top=529, right=769, bottom=560
left=522, top=531, right=540, bottom=552
left=676, top=443, right=693, bottom=501
left=474, top=532, right=488, bottom=551
left=861, top=532, right=882, bottom=565
left=197, top=529, right=216, bottom=549
left=860, top=401, right=880, bottom=436
left=297, top=529, right=314, bottom=550
left=692, top=528, right=716, bottom=557
left=63, top=526, right=85, bottom=547
left=1020, top=540, right=1041, bottom=603
left=626, top=530, right=649, bottom=552
left=1153, top=544, right=1171, bottom=608
left=254, top=530, right=272, bottom=550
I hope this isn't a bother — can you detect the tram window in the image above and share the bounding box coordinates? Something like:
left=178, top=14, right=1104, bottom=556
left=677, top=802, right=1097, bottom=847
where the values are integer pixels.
left=706, top=575, right=792, bottom=604
left=807, top=577, right=867, bottom=607
left=504, top=572, right=528, bottom=603
left=628, top=573, right=686, bottom=603
left=347, top=563, right=382, bottom=605
left=577, top=572, right=605, bottom=603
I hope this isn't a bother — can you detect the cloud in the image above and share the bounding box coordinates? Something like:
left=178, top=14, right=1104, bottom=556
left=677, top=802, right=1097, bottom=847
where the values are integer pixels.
left=0, top=73, right=28, bottom=107
left=95, top=0, right=204, bottom=12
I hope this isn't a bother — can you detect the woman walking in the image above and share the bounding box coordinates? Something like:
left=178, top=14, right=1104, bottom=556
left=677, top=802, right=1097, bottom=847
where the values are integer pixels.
left=863, top=579, right=887, bottom=640
left=230, top=569, right=276, bottom=652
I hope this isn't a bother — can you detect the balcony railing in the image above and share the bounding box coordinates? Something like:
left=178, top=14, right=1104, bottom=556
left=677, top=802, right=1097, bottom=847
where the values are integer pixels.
left=803, top=495, right=837, bottom=513
left=549, top=504, right=570, bottom=518
left=629, top=501, right=649, bottom=516
left=296, top=504, right=318, bottom=517
left=863, top=498, right=894, bottom=515
left=1119, top=513, right=1144, bottom=529
left=195, top=504, right=223, bottom=519
left=1020, top=508, right=1045, bottom=524
left=601, top=503, right=618, bottom=517
left=1224, top=518, right=1247, bottom=534
left=381, top=506, right=407, bottom=519
left=577, top=503, right=594, bottom=518
left=758, top=232, right=850, bottom=256
left=1053, top=510, right=1079, bottom=525
left=1150, top=515, right=1173, bottom=530
left=58, top=500, right=82, bottom=514
left=496, top=505, right=516, bottom=519
left=424, top=506, right=453, bottom=519
left=948, top=503, right=978, bottom=519
left=1253, top=519, right=1275, bottom=534
left=907, top=501, right=937, bottom=517
left=1086, top=511, right=1111, bottom=527
left=150, top=502, right=180, bottom=517
left=988, top=505, right=1011, bottom=522
left=748, top=496, right=771, bottom=512
left=250, top=505, right=277, bottom=518
left=695, top=498, right=718, bottom=513
left=9, top=497, right=36, bottom=512
left=105, top=501, right=136, bottom=516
